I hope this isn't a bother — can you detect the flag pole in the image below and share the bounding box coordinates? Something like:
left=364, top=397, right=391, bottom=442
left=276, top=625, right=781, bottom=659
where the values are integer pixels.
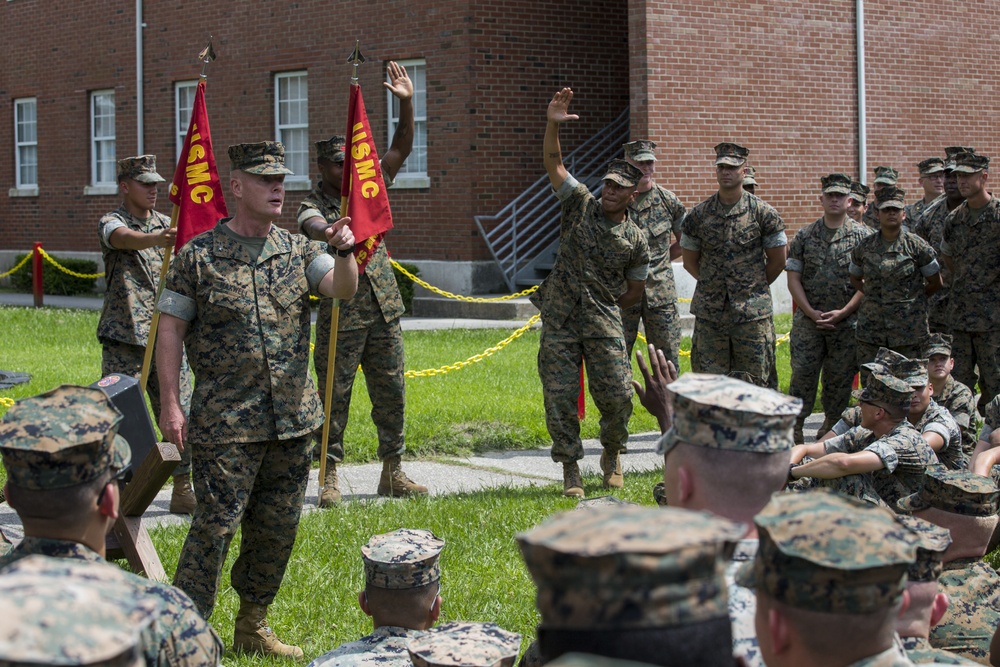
left=140, top=39, right=217, bottom=395
left=319, top=41, right=365, bottom=499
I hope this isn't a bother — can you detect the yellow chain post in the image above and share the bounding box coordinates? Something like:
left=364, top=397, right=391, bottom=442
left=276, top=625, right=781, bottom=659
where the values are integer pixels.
left=0, top=253, right=32, bottom=279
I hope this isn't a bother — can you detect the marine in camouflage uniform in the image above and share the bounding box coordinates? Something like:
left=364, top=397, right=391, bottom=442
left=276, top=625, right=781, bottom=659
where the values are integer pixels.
left=913, top=150, right=972, bottom=333
left=904, top=158, right=946, bottom=231
left=518, top=503, right=745, bottom=665
left=922, top=332, right=979, bottom=460
left=850, top=186, right=941, bottom=366
left=861, top=165, right=900, bottom=230
left=309, top=528, right=445, bottom=667
left=657, top=373, right=803, bottom=667
left=848, top=180, right=871, bottom=223
left=156, top=141, right=357, bottom=657
left=787, top=173, right=872, bottom=442
left=0, top=554, right=157, bottom=667
left=790, top=372, right=938, bottom=508
left=892, top=515, right=978, bottom=666
left=0, top=384, right=223, bottom=667
left=620, top=140, right=685, bottom=369
left=941, top=152, right=1000, bottom=414
left=897, top=468, right=1000, bottom=664
left=738, top=490, right=922, bottom=667
left=533, top=89, right=649, bottom=498
left=96, top=155, right=194, bottom=513
left=298, top=61, right=425, bottom=505
left=892, top=357, right=966, bottom=471
left=407, top=622, right=521, bottom=667
left=680, top=142, right=787, bottom=387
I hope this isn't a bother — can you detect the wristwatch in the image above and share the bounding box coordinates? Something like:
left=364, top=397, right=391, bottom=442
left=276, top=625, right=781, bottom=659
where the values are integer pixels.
left=334, top=245, right=354, bottom=257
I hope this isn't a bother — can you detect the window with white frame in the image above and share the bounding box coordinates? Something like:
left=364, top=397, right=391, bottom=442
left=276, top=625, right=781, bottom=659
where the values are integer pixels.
left=274, top=71, right=308, bottom=183
left=175, top=80, right=198, bottom=161
left=387, top=59, right=428, bottom=188
left=90, top=90, right=116, bottom=186
left=14, top=98, right=37, bottom=189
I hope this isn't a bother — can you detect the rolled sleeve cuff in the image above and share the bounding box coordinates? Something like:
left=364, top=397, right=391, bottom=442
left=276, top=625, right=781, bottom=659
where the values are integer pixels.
left=679, top=233, right=701, bottom=252
left=824, top=434, right=849, bottom=454
left=306, top=253, right=338, bottom=294
left=832, top=420, right=851, bottom=437
left=554, top=174, right=580, bottom=201
left=297, top=206, right=325, bottom=232
left=980, top=424, right=994, bottom=442
left=865, top=441, right=898, bottom=473
left=763, top=231, right=788, bottom=249
left=100, top=220, right=128, bottom=247
left=920, top=259, right=940, bottom=277
left=785, top=257, right=804, bottom=273
left=849, top=261, right=863, bottom=278
left=626, top=263, right=650, bottom=282
left=157, top=289, right=196, bottom=322
left=923, top=422, right=951, bottom=444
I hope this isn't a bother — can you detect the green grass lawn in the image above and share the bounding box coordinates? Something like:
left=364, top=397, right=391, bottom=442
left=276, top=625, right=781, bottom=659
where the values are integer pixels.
left=148, top=469, right=666, bottom=666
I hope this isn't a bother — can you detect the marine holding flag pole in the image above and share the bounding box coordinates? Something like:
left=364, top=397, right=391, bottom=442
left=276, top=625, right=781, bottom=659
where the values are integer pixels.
left=140, top=38, right=227, bottom=395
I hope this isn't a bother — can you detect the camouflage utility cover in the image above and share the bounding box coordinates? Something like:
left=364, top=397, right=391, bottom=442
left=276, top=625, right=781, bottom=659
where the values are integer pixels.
left=362, top=528, right=445, bottom=590
left=657, top=373, right=801, bottom=455
left=518, top=505, right=744, bottom=629
left=407, top=621, right=521, bottom=667
left=0, top=385, right=130, bottom=490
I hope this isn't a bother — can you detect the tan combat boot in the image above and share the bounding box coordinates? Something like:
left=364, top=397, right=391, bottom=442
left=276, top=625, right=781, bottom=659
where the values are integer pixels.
left=318, top=462, right=341, bottom=508
left=562, top=462, right=584, bottom=498
left=377, top=456, right=428, bottom=497
left=232, top=600, right=303, bottom=659
left=600, top=450, right=624, bottom=489
left=169, top=475, right=196, bottom=514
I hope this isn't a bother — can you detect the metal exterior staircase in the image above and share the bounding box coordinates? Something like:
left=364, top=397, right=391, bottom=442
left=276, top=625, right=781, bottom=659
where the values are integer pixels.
left=474, top=108, right=630, bottom=291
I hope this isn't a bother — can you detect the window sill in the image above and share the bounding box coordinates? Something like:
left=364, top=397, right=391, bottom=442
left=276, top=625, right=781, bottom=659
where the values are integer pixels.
left=9, top=187, right=38, bottom=197
left=84, top=185, right=118, bottom=196
left=391, top=176, right=431, bottom=189
left=284, top=179, right=312, bottom=192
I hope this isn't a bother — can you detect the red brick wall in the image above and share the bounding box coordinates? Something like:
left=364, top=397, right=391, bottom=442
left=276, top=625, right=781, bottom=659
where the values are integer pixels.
left=630, top=0, right=1000, bottom=233
left=0, top=0, right=629, bottom=263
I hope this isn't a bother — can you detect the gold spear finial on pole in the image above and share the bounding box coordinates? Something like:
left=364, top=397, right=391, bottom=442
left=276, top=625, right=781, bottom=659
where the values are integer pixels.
left=347, top=40, right=366, bottom=84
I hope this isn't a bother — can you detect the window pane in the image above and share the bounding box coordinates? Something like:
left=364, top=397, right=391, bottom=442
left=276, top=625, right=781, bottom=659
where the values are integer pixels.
left=388, top=61, right=427, bottom=178
left=275, top=72, right=308, bottom=179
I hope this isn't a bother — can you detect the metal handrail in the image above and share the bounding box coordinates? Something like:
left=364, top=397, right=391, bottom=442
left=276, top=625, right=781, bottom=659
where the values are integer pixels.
left=475, top=108, right=630, bottom=290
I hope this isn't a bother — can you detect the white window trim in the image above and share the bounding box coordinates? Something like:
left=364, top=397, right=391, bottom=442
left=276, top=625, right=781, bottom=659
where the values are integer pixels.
left=175, top=80, right=198, bottom=163
left=386, top=58, right=429, bottom=189
left=88, top=89, right=116, bottom=190
left=274, top=70, right=310, bottom=187
left=14, top=97, right=38, bottom=190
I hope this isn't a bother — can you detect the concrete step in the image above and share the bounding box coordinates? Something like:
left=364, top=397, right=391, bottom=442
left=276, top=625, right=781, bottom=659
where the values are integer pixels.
left=412, top=295, right=538, bottom=320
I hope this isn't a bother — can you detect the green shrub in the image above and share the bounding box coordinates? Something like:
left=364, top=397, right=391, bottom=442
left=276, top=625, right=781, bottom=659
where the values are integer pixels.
left=9, top=253, right=98, bottom=296
left=392, top=261, right=420, bottom=314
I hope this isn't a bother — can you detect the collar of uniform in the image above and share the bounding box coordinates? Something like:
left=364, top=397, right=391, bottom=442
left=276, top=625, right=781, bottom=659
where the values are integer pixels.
left=630, top=185, right=662, bottom=213
left=942, top=557, right=981, bottom=571
left=731, top=539, right=758, bottom=562
left=708, top=190, right=750, bottom=218
left=211, top=219, right=291, bottom=264
left=15, top=536, right=104, bottom=563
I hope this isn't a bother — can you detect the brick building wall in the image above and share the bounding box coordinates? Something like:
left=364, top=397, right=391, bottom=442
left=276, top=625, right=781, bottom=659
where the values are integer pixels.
left=4, top=0, right=1000, bottom=279
left=630, top=0, right=1000, bottom=232
left=0, top=0, right=629, bottom=271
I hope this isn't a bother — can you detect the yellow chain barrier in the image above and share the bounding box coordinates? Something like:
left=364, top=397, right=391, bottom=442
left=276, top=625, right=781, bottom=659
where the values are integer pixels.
left=38, top=248, right=105, bottom=279
left=0, top=253, right=31, bottom=279
left=391, top=260, right=539, bottom=302
left=0, top=397, right=14, bottom=408
left=405, top=314, right=541, bottom=377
